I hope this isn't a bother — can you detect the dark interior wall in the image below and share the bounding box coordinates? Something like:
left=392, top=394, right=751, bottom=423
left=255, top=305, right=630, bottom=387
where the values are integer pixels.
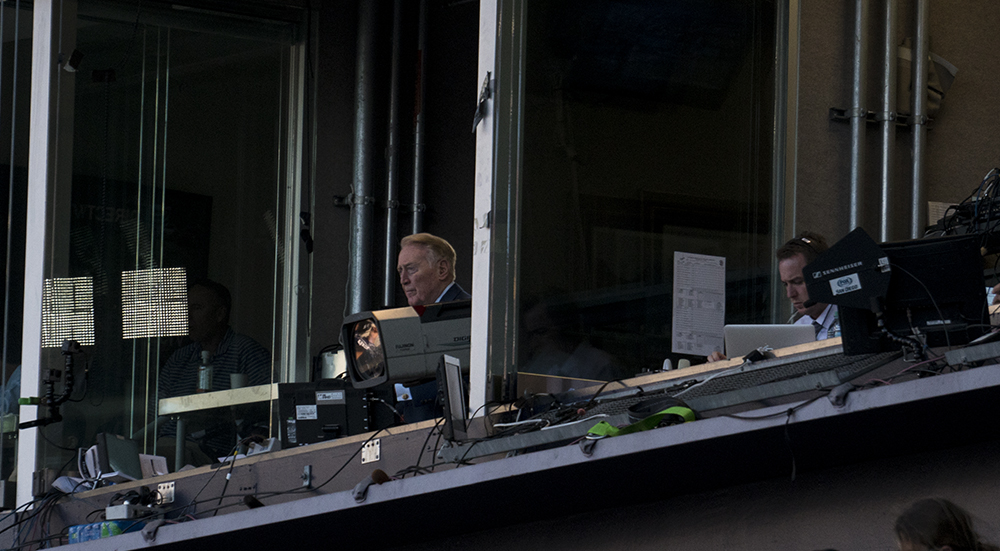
left=310, top=0, right=478, bottom=356
left=521, top=34, right=774, bottom=295
left=795, top=0, right=1000, bottom=243
left=420, top=1, right=478, bottom=296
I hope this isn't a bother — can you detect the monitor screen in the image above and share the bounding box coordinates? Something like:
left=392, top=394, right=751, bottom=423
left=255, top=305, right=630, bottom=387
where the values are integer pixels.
left=839, top=233, right=988, bottom=355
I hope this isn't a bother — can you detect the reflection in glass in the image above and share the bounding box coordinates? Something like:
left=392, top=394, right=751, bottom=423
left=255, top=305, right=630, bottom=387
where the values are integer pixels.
left=519, top=0, right=777, bottom=380
left=121, top=268, right=187, bottom=339
left=41, top=277, right=96, bottom=348
left=350, top=319, right=386, bottom=383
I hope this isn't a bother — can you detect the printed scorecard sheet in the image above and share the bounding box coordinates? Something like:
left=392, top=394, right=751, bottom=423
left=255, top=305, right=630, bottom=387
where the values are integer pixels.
left=672, top=251, right=726, bottom=356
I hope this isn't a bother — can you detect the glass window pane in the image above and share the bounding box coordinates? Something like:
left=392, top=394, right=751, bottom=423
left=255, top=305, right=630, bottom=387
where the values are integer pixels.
left=0, top=0, right=32, bottom=488
left=519, top=0, right=777, bottom=385
left=34, top=1, right=301, bottom=474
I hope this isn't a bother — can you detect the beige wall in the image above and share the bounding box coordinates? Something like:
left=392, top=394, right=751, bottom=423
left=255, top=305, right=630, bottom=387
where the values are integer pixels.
left=794, top=0, right=1000, bottom=244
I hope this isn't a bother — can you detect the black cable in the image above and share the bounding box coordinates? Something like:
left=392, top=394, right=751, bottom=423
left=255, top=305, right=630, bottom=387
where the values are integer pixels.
left=890, top=264, right=953, bottom=350
left=113, top=0, right=143, bottom=71
left=0, top=491, right=62, bottom=540
left=6, top=531, right=68, bottom=550
left=271, top=428, right=387, bottom=496
left=408, top=417, right=443, bottom=478
left=68, top=356, right=91, bottom=403
left=160, top=428, right=391, bottom=521
left=783, top=410, right=797, bottom=482
left=430, top=427, right=445, bottom=472
left=394, top=460, right=456, bottom=478
left=39, top=425, right=78, bottom=452
left=721, top=394, right=828, bottom=482
left=372, top=397, right=404, bottom=424
left=182, top=440, right=244, bottom=517
left=212, top=449, right=241, bottom=517
left=721, top=394, right=824, bottom=421
left=0, top=448, right=87, bottom=542
left=579, top=379, right=626, bottom=412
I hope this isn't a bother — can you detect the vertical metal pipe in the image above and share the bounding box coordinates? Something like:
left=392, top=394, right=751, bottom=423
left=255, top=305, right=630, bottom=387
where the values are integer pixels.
left=910, top=0, right=929, bottom=238
left=879, top=0, right=897, bottom=242
left=411, top=0, right=427, bottom=234
left=348, top=0, right=379, bottom=314
left=849, top=0, right=870, bottom=232
left=382, top=0, right=404, bottom=307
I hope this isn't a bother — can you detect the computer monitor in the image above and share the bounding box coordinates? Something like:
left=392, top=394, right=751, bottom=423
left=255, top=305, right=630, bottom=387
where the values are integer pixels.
left=341, top=300, right=472, bottom=388
left=833, top=234, right=988, bottom=355
left=277, top=379, right=395, bottom=447
left=437, top=354, right=468, bottom=441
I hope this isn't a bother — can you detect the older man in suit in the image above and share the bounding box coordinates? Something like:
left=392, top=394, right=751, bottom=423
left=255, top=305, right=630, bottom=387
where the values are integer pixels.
left=394, top=233, right=470, bottom=422
left=397, top=233, right=471, bottom=306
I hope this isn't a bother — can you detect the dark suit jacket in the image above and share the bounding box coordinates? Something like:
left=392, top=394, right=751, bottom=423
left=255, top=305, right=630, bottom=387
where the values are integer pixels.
left=439, top=282, right=471, bottom=302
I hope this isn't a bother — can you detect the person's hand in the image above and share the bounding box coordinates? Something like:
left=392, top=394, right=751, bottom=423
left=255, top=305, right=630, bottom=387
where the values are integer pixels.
left=993, top=283, right=1000, bottom=305
left=706, top=351, right=727, bottom=363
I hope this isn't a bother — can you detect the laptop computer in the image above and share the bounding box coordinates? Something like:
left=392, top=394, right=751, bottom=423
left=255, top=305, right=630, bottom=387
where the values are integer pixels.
left=724, top=324, right=816, bottom=358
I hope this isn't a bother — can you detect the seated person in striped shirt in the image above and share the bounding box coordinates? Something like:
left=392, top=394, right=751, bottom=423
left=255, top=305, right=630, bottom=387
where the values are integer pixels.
left=157, top=278, right=271, bottom=467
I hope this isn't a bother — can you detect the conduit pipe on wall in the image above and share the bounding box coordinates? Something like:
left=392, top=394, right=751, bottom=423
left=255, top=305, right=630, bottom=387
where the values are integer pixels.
left=411, top=0, right=428, bottom=234
left=910, top=0, right=929, bottom=238
left=879, top=0, right=897, bottom=242
left=383, top=0, right=404, bottom=307
left=849, top=0, right=870, bottom=232
left=348, top=0, right=379, bottom=314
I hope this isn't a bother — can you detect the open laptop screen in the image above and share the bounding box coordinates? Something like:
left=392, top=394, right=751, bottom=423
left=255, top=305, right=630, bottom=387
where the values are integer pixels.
left=724, top=324, right=816, bottom=358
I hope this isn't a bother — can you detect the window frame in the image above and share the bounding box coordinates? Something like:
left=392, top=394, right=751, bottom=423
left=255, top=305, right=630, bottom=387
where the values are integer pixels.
left=18, top=0, right=311, bottom=506
left=470, top=0, right=798, bottom=414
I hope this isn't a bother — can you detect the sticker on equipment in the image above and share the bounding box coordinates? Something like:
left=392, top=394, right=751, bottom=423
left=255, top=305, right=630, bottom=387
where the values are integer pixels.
left=830, top=273, right=861, bottom=296
left=296, top=405, right=318, bottom=420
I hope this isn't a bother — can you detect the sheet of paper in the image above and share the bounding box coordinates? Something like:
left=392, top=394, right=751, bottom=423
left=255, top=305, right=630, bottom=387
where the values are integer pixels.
left=672, top=251, right=726, bottom=356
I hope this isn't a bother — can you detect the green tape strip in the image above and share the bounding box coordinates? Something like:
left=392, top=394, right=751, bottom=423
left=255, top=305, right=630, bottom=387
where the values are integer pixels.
left=587, top=406, right=695, bottom=438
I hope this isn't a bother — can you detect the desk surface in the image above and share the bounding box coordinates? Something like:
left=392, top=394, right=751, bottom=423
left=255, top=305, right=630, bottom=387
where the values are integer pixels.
left=157, top=383, right=279, bottom=416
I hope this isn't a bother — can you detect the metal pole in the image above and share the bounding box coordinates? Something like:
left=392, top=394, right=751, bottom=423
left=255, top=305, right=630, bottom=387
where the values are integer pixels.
left=770, top=0, right=791, bottom=323
left=348, top=1, right=379, bottom=314
left=910, top=0, right=929, bottom=238
left=879, top=0, right=897, bottom=242
left=411, top=0, right=427, bottom=234
left=382, top=0, right=404, bottom=307
left=849, top=0, right=870, bottom=232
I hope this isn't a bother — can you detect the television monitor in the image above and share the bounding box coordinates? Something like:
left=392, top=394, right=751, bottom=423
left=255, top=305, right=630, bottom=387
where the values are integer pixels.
left=277, top=379, right=395, bottom=447
left=341, top=300, right=472, bottom=388
left=82, top=433, right=144, bottom=483
left=437, top=354, right=468, bottom=441
left=833, top=234, right=988, bottom=355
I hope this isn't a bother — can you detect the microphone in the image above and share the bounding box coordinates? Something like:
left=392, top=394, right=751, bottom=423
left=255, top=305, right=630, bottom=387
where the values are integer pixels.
left=802, top=299, right=817, bottom=309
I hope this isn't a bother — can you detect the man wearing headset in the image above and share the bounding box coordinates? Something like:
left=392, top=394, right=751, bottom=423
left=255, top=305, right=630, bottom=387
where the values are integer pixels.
left=707, top=231, right=839, bottom=362
left=776, top=232, right=840, bottom=338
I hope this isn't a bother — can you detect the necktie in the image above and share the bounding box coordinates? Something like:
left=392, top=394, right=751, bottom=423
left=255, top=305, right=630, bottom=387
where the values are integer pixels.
left=812, top=321, right=823, bottom=337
